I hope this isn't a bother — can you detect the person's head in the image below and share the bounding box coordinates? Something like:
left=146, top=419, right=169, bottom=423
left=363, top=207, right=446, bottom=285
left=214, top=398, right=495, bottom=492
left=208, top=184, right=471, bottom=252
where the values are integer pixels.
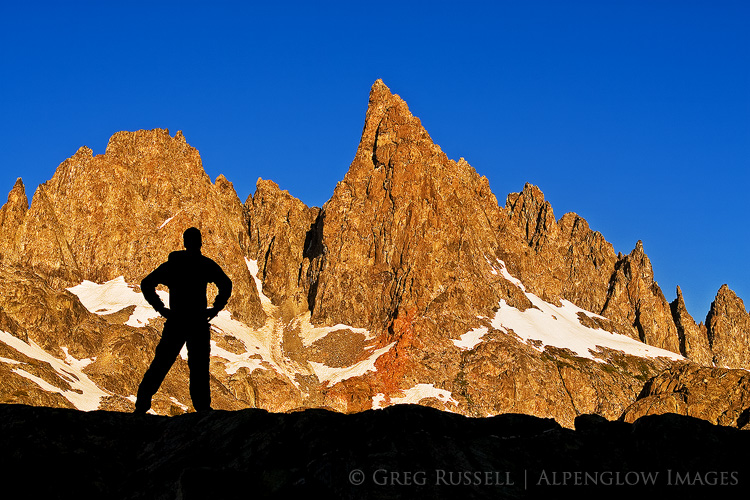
left=183, top=227, right=202, bottom=253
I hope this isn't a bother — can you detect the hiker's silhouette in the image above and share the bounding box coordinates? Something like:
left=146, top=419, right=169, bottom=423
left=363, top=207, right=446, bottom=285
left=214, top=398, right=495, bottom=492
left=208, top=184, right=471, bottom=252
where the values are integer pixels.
left=134, top=227, right=232, bottom=414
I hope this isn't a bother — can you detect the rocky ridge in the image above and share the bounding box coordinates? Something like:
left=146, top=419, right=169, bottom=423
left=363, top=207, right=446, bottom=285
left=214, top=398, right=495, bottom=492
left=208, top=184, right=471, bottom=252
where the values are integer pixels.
left=0, top=130, right=265, bottom=327
left=0, top=80, right=748, bottom=430
left=707, top=284, right=750, bottom=368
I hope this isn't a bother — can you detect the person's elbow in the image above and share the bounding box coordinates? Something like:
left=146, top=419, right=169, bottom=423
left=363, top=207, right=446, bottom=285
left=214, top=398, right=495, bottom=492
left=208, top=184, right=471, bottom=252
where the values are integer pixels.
left=222, top=276, right=233, bottom=297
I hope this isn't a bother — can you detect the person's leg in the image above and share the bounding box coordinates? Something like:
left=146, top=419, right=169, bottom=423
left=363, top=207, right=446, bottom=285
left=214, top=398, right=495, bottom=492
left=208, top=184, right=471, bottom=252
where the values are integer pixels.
left=186, top=321, right=211, bottom=411
left=135, top=321, right=184, bottom=413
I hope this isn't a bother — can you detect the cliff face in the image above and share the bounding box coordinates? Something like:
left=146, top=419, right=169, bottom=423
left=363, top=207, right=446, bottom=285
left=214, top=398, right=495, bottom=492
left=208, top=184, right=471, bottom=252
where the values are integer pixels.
left=0, top=130, right=265, bottom=327
left=245, top=178, right=320, bottom=313
left=600, top=241, right=681, bottom=353
left=707, top=284, right=750, bottom=369
left=671, top=285, right=713, bottom=366
left=0, top=80, right=748, bottom=429
left=503, top=183, right=617, bottom=313
left=500, top=186, right=682, bottom=354
left=304, top=80, right=520, bottom=332
left=621, top=363, right=750, bottom=428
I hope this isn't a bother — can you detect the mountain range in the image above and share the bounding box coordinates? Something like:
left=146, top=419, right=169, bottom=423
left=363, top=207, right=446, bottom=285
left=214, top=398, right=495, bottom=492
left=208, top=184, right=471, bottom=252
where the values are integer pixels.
left=0, top=80, right=749, bottom=431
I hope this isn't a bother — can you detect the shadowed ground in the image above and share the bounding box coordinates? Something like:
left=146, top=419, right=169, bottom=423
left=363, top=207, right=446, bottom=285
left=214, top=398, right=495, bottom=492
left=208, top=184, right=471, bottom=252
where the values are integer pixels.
left=0, top=403, right=748, bottom=499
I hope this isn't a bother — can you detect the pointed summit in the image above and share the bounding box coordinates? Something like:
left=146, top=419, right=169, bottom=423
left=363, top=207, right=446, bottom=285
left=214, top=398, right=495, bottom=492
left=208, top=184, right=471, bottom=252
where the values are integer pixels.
left=9, top=130, right=266, bottom=327
left=350, top=79, right=437, bottom=178
left=5, top=178, right=27, bottom=211
left=306, top=80, right=510, bottom=331
left=506, top=183, right=558, bottom=248
left=600, top=240, right=680, bottom=353
left=707, top=284, right=750, bottom=368
left=0, top=178, right=28, bottom=261
left=670, top=285, right=712, bottom=365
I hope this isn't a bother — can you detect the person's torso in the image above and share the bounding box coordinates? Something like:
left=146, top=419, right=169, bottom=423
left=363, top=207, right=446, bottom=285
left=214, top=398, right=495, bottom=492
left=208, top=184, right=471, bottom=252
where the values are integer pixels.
left=163, top=251, right=217, bottom=318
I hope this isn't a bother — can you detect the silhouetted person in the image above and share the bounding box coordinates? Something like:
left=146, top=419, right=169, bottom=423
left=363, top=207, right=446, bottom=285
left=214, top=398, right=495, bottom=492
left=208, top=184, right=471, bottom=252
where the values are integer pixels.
left=134, top=227, right=232, bottom=414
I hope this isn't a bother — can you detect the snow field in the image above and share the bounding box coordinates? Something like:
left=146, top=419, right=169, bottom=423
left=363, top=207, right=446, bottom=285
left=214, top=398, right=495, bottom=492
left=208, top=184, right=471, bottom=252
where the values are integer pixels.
left=458, top=259, right=684, bottom=363
left=0, top=330, right=110, bottom=410
left=371, top=383, right=458, bottom=409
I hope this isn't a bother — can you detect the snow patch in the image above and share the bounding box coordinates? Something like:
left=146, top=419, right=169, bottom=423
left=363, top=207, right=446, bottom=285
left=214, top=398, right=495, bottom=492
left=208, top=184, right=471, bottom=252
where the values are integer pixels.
left=67, top=276, right=169, bottom=328
left=495, top=258, right=525, bottom=291
left=158, top=209, right=182, bottom=229
left=371, top=393, right=386, bottom=409
left=491, top=294, right=683, bottom=362
left=60, top=347, right=95, bottom=370
left=453, top=326, right=489, bottom=350
left=170, top=397, right=188, bottom=411
left=0, top=330, right=109, bottom=411
left=245, top=258, right=272, bottom=308
left=0, top=356, right=21, bottom=365
left=209, top=310, right=280, bottom=375
left=309, top=342, right=395, bottom=387
left=460, top=260, right=684, bottom=362
left=210, top=339, right=267, bottom=375
left=372, top=383, right=458, bottom=409
left=292, top=311, right=373, bottom=347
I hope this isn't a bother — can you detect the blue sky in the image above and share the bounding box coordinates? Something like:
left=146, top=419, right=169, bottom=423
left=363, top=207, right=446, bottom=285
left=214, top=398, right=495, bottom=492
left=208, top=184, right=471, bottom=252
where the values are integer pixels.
left=1, top=1, right=748, bottom=322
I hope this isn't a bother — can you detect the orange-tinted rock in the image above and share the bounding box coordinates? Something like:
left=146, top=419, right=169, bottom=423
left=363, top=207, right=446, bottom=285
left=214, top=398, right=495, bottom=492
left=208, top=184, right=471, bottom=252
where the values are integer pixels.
left=621, top=363, right=750, bottom=428
left=245, top=178, right=319, bottom=311
left=306, top=79, right=519, bottom=332
left=707, top=284, right=750, bottom=369
left=0, top=178, right=27, bottom=262
left=1, top=129, right=265, bottom=327
left=670, top=285, right=713, bottom=365
left=503, top=183, right=618, bottom=313
left=600, top=241, right=681, bottom=352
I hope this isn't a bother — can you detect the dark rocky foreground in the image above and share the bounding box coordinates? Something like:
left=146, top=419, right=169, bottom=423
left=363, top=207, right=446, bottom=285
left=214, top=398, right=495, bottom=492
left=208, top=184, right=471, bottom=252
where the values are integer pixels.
left=0, top=403, right=747, bottom=499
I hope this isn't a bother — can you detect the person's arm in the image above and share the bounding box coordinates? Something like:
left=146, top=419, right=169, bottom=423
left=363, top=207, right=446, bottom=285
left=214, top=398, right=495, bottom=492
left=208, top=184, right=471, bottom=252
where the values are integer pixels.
left=141, top=263, right=170, bottom=318
left=207, top=261, right=232, bottom=320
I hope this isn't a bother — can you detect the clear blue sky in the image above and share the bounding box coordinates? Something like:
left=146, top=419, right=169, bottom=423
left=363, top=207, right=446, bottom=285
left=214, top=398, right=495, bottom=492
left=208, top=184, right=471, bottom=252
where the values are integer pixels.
left=1, top=1, right=748, bottom=322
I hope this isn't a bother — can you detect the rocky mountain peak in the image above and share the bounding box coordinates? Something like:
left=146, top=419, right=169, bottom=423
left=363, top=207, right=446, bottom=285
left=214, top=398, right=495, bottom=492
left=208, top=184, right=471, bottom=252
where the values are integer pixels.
left=600, top=240, right=680, bottom=352
left=0, top=178, right=28, bottom=262
left=0, top=129, right=265, bottom=326
left=352, top=79, right=442, bottom=180
left=2, top=80, right=749, bottom=430
left=670, top=285, right=712, bottom=364
left=104, top=128, right=190, bottom=161
left=245, top=178, right=319, bottom=310
left=707, top=284, right=750, bottom=369
left=506, top=182, right=558, bottom=248
left=0, top=178, right=28, bottom=226
left=630, top=240, right=652, bottom=275
left=6, top=178, right=28, bottom=208
left=305, top=79, right=513, bottom=332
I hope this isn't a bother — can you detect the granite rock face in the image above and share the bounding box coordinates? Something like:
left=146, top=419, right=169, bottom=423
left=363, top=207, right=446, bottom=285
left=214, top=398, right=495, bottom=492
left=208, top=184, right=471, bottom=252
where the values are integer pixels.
left=600, top=241, right=682, bottom=352
left=0, top=178, right=28, bottom=262
left=245, top=178, right=320, bottom=312
left=621, top=363, right=750, bottom=428
left=671, top=285, right=713, bottom=365
left=500, top=185, right=683, bottom=355
left=0, top=129, right=265, bottom=327
left=502, top=183, right=618, bottom=314
left=304, top=79, right=519, bottom=331
left=707, top=284, right=750, bottom=369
